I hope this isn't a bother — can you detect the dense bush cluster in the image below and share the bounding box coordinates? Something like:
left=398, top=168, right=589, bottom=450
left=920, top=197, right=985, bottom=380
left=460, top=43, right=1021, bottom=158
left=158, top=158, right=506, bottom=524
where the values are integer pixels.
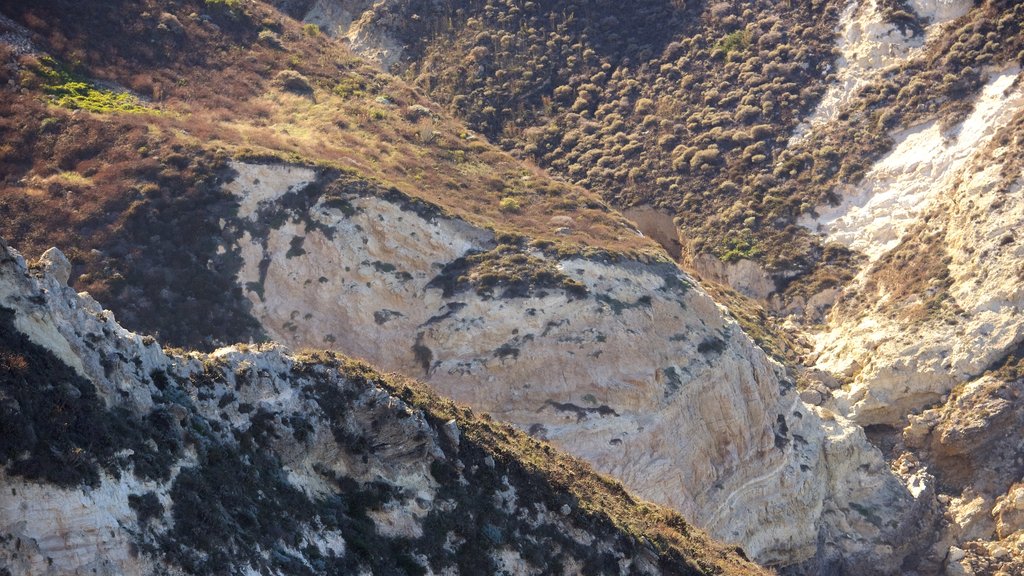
left=357, top=0, right=838, bottom=266
left=350, top=0, right=1023, bottom=286
left=399, top=0, right=836, bottom=212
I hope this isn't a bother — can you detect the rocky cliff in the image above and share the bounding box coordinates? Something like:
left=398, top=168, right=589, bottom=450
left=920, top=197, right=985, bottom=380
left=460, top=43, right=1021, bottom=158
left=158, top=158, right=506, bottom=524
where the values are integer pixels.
left=218, top=160, right=932, bottom=572
left=761, top=1, right=1024, bottom=573
left=2, top=0, right=1023, bottom=574
left=0, top=236, right=768, bottom=575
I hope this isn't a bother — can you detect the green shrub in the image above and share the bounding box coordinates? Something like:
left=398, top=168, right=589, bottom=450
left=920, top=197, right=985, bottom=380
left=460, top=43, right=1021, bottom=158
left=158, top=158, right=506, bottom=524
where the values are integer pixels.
left=257, top=29, right=282, bottom=48
left=712, top=30, right=750, bottom=58
left=498, top=197, right=522, bottom=212
left=333, top=75, right=367, bottom=99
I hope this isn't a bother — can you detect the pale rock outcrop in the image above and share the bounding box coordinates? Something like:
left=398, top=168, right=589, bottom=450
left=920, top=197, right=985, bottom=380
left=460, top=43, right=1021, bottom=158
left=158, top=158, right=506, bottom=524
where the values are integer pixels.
left=899, top=372, right=1024, bottom=575
left=688, top=254, right=777, bottom=301
left=295, top=0, right=408, bottom=69
left=994, top=485, right=1024, bottom=541
left=806, top=65, right=1024, bottom=425
left=908, top=0, right=972, bottom=23
left=2, top=237, right=706, bottom=575
left=222, top=161, right=931, bottom=571
left=301, top=0, right=373, bottom=36
left=792, top=0, right=971, bottom=142
left=800, top=66, right=1023, bottom=262
left=0, top=472, right=165, bottom=576
left=38, top=247, right=71, bottom=286
left=622, top=206, right=683, bottom=261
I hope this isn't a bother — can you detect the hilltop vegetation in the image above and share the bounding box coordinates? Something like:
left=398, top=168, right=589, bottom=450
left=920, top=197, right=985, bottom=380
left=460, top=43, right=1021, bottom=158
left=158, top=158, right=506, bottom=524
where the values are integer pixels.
left=0, top=0, right=666, bottom=348
left=334, top=0, right=1024, bottom=289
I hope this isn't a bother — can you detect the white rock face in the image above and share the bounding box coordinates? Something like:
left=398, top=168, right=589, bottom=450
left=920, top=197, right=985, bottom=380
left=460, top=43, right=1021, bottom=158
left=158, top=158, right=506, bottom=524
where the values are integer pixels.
left=0, top=472, right=164, bottom=576
left=223, top=161, right=316, bottom=220
left=807, top=66, right=1024, bottom=425
left=296, top=0, right=407, bottom=69
left=689, top=254, right=777, bottom=300
left=2, top=237, right=690, bottom=576
left=38, top=247, right=71, bottom=286
left=302, top=0, right=374, bottom=36
left=801, top=66, right=1024, bottom=261
left=223, top=162, right=928, bottom=570
left=792, top=0, right=970, bottom=141
left=908, top=0, right=972, bottom=23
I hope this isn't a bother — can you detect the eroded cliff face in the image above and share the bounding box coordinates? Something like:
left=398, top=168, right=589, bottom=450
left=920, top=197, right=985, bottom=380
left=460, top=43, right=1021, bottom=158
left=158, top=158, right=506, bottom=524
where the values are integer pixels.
left=218, top=161, right=932, bottom=571
left=902, top=369, right=1024, bottom=575
left=0, top=236, right=765, bottom=576
left=785, top=1, right=1024, bottom=573
left=807, top=63, right=1024, bottom=426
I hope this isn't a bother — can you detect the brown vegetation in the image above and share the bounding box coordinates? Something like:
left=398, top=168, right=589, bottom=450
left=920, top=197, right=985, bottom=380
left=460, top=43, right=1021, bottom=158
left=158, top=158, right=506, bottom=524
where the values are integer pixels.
left=336, top=0, right=1023, bottom=298
left=0, top=0, right=662, bottom=261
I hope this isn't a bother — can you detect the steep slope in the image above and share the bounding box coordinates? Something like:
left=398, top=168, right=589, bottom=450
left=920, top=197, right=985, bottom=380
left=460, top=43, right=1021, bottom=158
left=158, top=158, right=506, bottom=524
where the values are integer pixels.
left=0, top=235, right=767, bottom=576
left=284, top=0, right=848, bottom=276
left=1, top=0, right=1010, bottom=574
left=903, top=362, right=1024, bottom=576
left=808, top=63, right=1024, bottom=425
left=217, top=159, right=932, bottom=572
left=0, top=0, right=661, bottom=347
left=300, top=0, right=1023, bottom=308
left=787, top=1, right=1024, bottom=573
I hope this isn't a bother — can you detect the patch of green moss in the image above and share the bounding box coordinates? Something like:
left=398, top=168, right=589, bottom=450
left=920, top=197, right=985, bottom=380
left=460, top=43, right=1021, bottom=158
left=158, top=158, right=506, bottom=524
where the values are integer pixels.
left=33, top=57, right=149, bottom=114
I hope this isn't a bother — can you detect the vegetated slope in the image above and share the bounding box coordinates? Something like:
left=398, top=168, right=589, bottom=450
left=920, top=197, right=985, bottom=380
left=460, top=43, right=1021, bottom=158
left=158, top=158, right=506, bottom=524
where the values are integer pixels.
left=0, top=2, right=933, bottom=574
left=288, top=0, right=846, bottom=275
left=0, top=1, right=1004, bottom=574
left=0, top=0, right=662, bottom=349
left=0, top=236, right=767, bottom=575
left=299, top=0, right=1024, bottom=304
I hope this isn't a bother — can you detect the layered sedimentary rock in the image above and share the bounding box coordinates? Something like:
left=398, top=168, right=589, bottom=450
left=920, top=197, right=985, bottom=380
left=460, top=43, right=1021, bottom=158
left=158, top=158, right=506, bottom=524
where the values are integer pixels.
left=0, top=236, right=764, bottom=575
left=221, top=161, right=932, bottom=571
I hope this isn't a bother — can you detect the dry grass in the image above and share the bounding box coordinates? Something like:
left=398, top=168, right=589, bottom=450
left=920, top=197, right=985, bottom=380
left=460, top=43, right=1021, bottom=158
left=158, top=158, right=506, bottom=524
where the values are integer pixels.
left=833, top=222, right=961, bottom=326
left=0, top=0, right=662, bottom=260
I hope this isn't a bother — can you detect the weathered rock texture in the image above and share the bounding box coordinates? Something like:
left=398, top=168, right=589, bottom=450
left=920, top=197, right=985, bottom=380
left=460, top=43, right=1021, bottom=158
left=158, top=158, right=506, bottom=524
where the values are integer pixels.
left=900, top=369, right=1024, bottom=575
left=222, top=161, right=932, bottom=572
left=0, top=236, right=765, bottom=576
left=808, top=64, right=1024, bottom=426
left=785, top=1, right=1024, bottom=573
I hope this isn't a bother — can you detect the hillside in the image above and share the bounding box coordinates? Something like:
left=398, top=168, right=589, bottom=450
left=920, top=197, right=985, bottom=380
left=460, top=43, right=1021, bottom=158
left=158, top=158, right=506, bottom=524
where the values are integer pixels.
left=0, top=236, right=766, bottom=575
left=0, top=0, right=664, bottom=349
left=1, top=0, right=1024, bottom=575
left=303, top=0, right=1023, bottom=300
